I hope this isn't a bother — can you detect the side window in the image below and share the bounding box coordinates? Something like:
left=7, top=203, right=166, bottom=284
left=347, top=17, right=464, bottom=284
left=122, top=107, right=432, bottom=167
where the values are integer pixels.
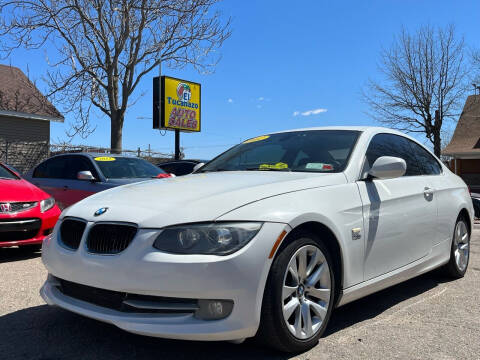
left=365, top=134, right=421, bottom=176
left=66, top=156, right=98, bottom=180
left=33, top=157, right=69, bottom=179
left=408, top=141, right=442, bottom=175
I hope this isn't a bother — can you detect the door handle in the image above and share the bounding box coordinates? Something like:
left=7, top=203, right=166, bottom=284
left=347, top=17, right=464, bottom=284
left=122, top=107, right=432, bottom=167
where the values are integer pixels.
left=424, top=187, right=434, bottom=196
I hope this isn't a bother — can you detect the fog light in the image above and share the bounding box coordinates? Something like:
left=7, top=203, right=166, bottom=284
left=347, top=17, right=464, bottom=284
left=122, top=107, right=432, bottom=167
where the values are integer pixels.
left=195, top=299, right=234, bottom=320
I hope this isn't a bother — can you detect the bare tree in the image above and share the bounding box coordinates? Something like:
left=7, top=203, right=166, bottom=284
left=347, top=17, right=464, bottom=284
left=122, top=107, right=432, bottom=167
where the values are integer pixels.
left=472, top=50, right=480, bottom=85
left=0, top=0, right=231, bottom=152
left=363, top=25, right=469, bottom=156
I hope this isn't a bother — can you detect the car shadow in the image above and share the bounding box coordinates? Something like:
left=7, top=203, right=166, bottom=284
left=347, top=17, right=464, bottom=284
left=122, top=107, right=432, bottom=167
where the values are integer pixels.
left=325, top=270, right=453, bottom=336
left=0, top=306, right=287, bottom=360
left=0, top=271, right=454, bottom=360
left=0, top=247, right=41, bottom=264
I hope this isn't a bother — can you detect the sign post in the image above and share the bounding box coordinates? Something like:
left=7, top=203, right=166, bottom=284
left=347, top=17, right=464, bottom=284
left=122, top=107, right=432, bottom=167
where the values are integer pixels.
left=153, top=76, right=201, bottom=160
left=175, top=128, right=180, bottom=159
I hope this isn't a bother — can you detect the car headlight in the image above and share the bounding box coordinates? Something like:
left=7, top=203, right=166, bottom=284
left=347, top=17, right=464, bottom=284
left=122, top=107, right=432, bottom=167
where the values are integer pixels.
left=153, top=222, right=263, bottom=255
left=40, top=197, right=55, bottom=213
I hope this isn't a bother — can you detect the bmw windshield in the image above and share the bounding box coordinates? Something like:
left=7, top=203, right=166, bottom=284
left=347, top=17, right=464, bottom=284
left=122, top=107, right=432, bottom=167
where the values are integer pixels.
left=199, top=130, right=360, bottom=173
left=94, top=157, right=166, bottom=179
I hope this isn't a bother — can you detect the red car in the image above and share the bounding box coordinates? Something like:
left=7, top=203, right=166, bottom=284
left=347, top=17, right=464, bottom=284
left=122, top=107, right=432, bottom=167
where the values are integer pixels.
left=0, top=163, right=61, bottom=251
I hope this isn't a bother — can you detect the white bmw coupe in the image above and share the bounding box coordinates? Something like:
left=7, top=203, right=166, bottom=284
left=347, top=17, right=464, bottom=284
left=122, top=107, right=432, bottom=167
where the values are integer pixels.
left=41, top=127, right=472, bottom=353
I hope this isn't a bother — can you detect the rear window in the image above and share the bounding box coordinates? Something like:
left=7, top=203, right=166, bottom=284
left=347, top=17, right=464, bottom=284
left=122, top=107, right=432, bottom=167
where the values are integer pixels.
left=94, top=157, right=166, bottom=179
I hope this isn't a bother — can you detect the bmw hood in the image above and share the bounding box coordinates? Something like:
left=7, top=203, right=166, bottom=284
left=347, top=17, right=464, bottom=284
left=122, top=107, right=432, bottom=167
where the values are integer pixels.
left=62, top=171, right=347, bottom=228
left=104, top=178, right=163, bottom=186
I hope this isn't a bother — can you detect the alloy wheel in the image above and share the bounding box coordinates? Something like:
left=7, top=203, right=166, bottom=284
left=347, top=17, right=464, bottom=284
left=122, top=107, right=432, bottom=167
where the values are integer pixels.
left=453, top=220, right=469, bottom=272
left=282, top=244, right=331, bottom=339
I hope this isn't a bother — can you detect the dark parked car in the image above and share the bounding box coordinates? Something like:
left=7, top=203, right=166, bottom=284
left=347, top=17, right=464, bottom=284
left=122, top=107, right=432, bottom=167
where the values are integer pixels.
left=157, top=159, right=208, bottom=176
left=471, top=193, right=480, bottom=218
left=25, top=153, right=172, bottom=209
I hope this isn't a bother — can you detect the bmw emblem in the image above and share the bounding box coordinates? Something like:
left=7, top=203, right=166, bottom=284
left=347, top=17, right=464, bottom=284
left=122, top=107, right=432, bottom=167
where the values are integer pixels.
left=94, top=207, right=108, bottom=216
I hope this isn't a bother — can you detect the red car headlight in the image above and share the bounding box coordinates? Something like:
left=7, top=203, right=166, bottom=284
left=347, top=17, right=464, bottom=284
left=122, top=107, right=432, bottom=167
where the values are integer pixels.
left=40, top=197, right=55, bottom=213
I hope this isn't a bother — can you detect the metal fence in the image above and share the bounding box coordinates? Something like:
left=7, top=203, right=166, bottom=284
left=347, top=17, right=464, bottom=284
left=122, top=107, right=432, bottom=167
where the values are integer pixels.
left=0, top=139, right=50, bottom=174
left=1, top=140, right=178, bottom=174
left=49, top=144, right=178, bottom=165
left=49, top=143, right=175, bottom=159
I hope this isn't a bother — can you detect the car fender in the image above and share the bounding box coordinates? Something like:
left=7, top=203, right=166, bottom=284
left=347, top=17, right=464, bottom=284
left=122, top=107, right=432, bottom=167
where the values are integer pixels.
left=216, top=182, right=365, bottom=289
left=431, top=172, right=474, bottom=245
left=455, top=193, right=474, bottom=233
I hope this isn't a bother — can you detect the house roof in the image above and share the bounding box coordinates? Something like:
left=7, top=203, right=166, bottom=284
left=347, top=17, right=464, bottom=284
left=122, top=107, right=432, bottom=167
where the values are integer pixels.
left=0, top=64, right=63, bottom=122
left=442, top=95, right=480, bottom=157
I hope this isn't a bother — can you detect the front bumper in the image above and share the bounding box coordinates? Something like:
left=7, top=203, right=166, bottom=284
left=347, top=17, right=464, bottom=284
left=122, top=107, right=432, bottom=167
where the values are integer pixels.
left=41, top=221, right=289, bottom=341
left=0, top=206, right=60, bottom=247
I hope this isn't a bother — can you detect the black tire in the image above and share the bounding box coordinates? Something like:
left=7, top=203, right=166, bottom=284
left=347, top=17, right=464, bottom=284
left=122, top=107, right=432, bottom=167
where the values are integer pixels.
left=442, top=215, right=470, bottom=278
left=255, top=231, right=335, bottom=353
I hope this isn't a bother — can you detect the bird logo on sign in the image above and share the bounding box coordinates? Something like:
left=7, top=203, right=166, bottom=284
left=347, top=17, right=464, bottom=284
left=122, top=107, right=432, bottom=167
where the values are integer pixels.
left=176, top=83, right=191, bottom=101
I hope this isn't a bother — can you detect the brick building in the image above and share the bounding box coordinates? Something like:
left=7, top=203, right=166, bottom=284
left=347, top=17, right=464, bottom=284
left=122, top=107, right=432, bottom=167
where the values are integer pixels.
left=0, top=64, right=63, bottom=172
left=442, top=95, right=480, bottom=192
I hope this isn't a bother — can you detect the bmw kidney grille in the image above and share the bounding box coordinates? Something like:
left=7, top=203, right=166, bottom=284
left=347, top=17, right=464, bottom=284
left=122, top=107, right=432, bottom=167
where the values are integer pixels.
left=86, top=224, right=137, bottom=255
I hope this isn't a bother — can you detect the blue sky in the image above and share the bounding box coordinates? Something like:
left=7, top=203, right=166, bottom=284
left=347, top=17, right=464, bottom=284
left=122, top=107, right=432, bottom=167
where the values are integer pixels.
left=5, top=0, right=480, bottom=159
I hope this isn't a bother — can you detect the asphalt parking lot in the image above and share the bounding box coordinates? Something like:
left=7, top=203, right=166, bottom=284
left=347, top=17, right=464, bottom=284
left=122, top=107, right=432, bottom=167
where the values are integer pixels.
left=1, top=227, right=479, bottom=360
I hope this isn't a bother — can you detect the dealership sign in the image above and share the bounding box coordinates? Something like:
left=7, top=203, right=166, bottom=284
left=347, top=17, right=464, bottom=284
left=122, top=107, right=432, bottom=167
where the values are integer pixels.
left=153, top=76, right=201, bottom=132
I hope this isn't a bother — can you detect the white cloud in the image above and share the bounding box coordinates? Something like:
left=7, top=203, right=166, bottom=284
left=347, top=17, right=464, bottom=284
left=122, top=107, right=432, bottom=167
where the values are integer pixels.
left=302, top=108, right=327, bottom=116
left=258, top=97, right=264, bottom=101
left=227, top=98, right=234, bottom=103
left=293, top=108, right=328, bottom=116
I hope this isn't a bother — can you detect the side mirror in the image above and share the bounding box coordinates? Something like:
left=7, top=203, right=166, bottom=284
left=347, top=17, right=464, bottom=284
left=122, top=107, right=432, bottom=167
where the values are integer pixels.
left=77, top=170, right=96, bottom=181
left=368, top=156, right=406, bottom=180
left=192, top=162, right=205, bottom=173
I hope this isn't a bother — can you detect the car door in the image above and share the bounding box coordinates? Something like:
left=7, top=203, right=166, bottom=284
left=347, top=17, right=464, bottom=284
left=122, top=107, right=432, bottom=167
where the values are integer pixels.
left=408, top=141, right=449, bottom=245
left=356, top=134, right=437, bottom=281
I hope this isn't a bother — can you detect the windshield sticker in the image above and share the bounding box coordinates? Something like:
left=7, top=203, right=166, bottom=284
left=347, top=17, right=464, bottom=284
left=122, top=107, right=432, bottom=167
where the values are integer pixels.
left=94, top=156, right=116, bottom=162
left=306, top=163, right=334, bottom=171
left=259, top=162, right=289, bottom=170
left=243, top=135, right=270, bottom=144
